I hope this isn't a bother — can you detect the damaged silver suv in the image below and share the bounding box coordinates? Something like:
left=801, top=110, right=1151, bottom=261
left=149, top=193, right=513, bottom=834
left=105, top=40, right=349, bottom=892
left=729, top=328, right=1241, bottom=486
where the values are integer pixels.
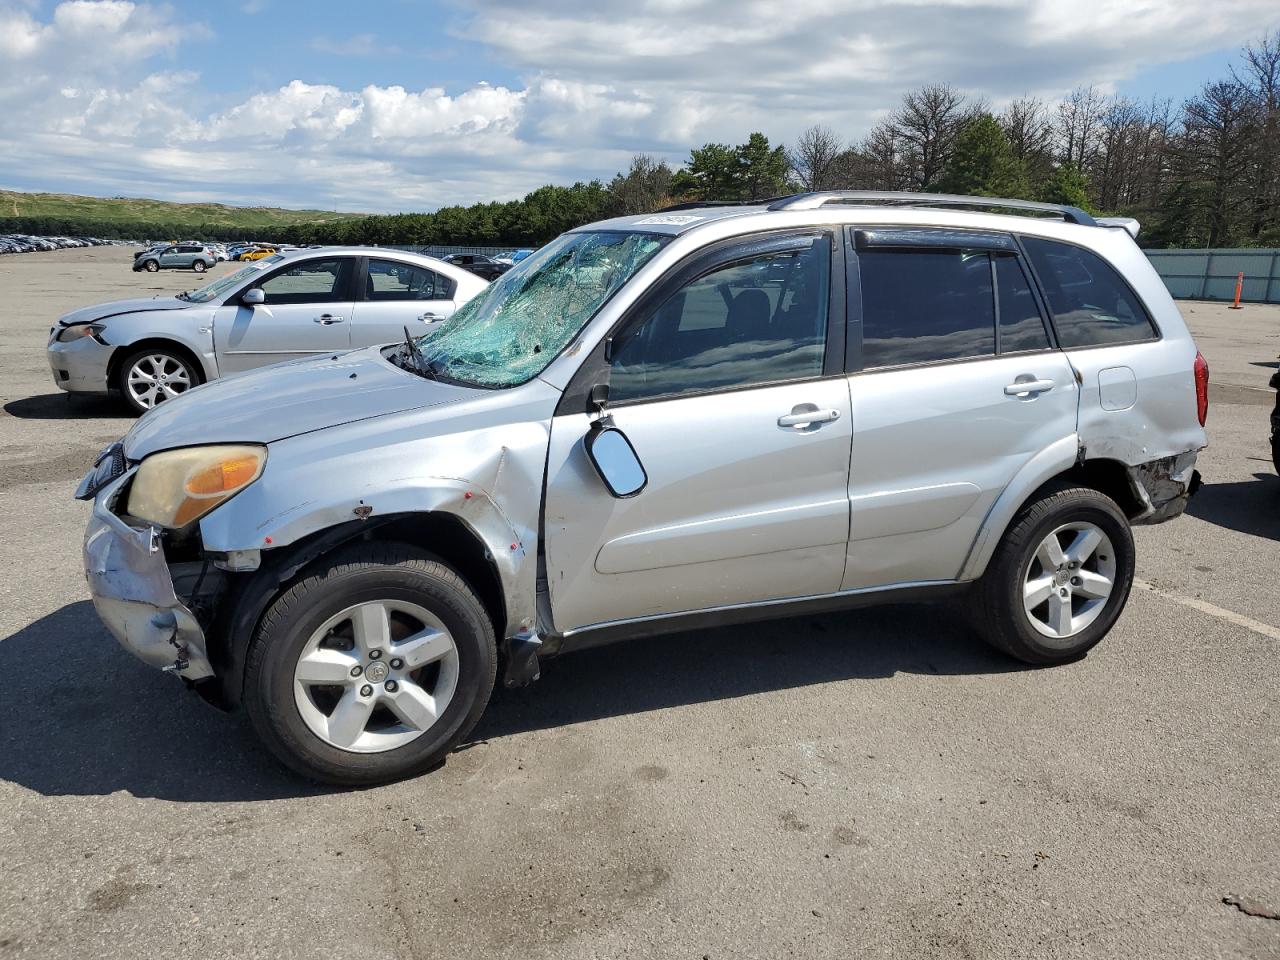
left=78, top=192, right=1208, bottom=784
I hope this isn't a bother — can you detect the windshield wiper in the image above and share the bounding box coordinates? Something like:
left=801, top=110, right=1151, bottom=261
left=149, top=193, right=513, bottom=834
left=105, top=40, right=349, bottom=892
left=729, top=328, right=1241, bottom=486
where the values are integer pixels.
left=402, top=326, right=437, bottom=380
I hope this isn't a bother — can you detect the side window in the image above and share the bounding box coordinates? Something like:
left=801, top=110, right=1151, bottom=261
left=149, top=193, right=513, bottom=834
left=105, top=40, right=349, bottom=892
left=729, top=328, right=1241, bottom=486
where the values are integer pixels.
left=366, top=259, right=447, bottom=301
left=609, top=237, right=830, bottom=403
left=1022, top=237, right=1156, bottom=347
left=258, top=259, right=351, bottom=305
left=995, top=256, right=1051, bottom=353
left=859, top=249, right=994, bottom=368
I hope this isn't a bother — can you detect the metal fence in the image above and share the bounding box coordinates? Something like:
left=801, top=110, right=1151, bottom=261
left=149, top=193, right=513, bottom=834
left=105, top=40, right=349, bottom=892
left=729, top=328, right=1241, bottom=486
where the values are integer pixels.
left=1146, top=248, right=1280, bottom=303
left=385, top=244, right=516, bottom=259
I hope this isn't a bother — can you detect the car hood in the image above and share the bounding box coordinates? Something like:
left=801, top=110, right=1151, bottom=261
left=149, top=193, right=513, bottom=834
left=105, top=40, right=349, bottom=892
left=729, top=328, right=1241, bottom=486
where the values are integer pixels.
left=59, top=296, right=191, bottom=325
left=124, top=347, right=473, bottom=459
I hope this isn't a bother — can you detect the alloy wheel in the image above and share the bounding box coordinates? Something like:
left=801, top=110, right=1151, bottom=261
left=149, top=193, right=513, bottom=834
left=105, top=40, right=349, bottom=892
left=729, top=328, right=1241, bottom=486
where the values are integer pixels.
left=126, top=353, right=193, bottom=408
left=293, top=600, right=460, bottom=753
left=1022, top=521, right=1116, bottom=642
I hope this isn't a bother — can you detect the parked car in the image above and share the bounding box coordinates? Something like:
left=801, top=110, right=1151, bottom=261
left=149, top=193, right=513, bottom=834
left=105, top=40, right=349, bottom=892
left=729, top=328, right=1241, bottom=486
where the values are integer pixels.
left=75, top=192, right=1207, bottom=784
left=49, top=247, right=486, bottom=413
left=133, top=243, right=216, bottom=273
left=239, top=245, right=278, bottom=261
left=440, top=253, right=510, bottom=281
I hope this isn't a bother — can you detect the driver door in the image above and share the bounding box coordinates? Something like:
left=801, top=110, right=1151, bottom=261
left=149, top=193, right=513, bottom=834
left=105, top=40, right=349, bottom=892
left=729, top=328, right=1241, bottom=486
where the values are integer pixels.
left=543, top=230, right=853, bottom=634
left=213, top=257, right=355, bottom=373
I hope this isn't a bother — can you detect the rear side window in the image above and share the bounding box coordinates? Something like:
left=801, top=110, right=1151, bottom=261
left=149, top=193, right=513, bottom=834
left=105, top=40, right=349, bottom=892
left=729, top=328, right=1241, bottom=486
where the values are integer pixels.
left=1022, top=237, right=1156, bottom=347
left=859, top=249, right=994, bottom=367
left=367, top=259, right=449, bottom=301
left=995, top=256, right=1051, bottom=352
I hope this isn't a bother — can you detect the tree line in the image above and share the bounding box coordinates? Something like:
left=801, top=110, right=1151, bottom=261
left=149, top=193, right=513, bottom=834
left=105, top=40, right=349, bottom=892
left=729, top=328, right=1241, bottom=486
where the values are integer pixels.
left=8, top=30, right=1277, bottom=249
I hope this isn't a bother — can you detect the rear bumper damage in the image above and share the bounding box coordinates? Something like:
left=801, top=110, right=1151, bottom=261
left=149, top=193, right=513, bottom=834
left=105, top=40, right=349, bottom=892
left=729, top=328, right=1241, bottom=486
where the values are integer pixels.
left=83, top=471, right=213, bottom=680
left=1128, top=450, right=1202, bottom=525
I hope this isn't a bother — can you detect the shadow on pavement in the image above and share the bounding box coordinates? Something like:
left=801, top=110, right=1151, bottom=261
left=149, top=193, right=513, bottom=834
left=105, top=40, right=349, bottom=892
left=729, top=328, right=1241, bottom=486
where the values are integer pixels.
left=475, top=601, right=1024, bottom=741
left=1, top=596, right=1025, bottom=801
left=0, top=601, right=323, bottom=803
left=1185, top=473, right=1280, bottom=542
left=3, top=393, right=130, bottom=420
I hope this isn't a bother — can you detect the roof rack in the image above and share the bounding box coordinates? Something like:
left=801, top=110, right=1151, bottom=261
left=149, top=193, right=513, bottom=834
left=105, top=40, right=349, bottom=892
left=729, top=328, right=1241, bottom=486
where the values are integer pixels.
left=766, top=191, right=1097, bottom=226
left=656, top=198, right=784, bottom=212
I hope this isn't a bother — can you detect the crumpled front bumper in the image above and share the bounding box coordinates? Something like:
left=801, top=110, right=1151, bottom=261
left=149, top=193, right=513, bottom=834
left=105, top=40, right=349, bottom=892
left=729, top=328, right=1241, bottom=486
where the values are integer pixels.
left=83, top=471, right=213, bottom=680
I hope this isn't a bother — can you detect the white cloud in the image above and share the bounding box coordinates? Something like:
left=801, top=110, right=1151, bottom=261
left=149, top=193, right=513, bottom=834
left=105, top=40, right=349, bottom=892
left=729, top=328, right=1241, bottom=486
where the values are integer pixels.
left=0, top=0, right=1278, bottom=213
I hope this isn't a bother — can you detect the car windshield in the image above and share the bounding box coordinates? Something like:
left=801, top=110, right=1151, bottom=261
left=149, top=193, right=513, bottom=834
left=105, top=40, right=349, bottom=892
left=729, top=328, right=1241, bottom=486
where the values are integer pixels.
left=416, top=231, right=668, bottom=388
left=181, top=264, right=261, bottom=303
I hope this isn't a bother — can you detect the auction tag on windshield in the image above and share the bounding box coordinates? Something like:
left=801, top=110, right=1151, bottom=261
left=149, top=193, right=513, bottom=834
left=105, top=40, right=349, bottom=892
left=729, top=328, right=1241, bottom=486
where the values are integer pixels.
left=634, top=215, right=705, bottom=225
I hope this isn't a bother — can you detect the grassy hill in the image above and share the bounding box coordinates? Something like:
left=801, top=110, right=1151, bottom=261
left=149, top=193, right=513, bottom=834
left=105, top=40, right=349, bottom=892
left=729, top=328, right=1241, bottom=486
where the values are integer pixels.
left=0, top=189, right=366, bottom=241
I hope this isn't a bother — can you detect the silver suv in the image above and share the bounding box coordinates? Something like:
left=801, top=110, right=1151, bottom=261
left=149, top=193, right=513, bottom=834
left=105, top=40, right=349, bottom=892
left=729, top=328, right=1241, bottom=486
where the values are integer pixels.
left=133, top=243, right=216, bottom=273
left=77, top=192, right=1208, bottom=784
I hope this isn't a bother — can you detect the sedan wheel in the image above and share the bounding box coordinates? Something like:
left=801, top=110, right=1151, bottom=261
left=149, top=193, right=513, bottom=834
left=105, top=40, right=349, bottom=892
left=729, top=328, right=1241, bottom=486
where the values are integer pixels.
left=118, top=349, right=197, bottom=414
left=293, top=600, right=461, bottom=753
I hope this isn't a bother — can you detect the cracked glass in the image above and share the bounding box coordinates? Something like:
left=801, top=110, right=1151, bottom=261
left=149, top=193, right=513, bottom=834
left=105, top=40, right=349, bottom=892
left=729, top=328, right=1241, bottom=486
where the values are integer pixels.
left=416, top=231, right=668, bottom=387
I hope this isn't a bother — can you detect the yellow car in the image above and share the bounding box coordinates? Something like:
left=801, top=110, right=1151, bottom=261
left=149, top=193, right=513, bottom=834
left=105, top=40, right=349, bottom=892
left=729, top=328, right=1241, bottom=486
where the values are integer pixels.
left=239, top=247, right=278, bottom=261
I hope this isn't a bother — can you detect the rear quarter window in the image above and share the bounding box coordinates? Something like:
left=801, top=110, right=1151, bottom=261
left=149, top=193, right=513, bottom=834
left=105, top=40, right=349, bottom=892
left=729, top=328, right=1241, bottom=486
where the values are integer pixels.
left=1022, top=237, right=1157, bottom=348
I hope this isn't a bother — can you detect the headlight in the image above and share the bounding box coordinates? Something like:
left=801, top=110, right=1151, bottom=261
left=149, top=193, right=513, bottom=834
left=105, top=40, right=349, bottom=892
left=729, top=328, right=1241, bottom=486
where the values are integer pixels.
left=126, top=444, right=266, bottom=528
left=56, top=322, right=105, bottom=343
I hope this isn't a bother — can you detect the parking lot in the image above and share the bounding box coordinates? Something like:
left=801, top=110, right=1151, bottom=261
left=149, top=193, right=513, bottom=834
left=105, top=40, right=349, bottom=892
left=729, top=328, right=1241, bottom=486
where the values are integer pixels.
left=1, top=245, right=1277, bottom=959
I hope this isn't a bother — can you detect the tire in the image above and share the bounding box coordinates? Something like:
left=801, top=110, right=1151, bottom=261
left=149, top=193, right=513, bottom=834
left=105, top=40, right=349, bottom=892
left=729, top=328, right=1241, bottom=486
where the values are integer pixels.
left=116, top=346, right=200, bottom=414
left=144, top=260, right=159, bottom=272
left=243, top=542, right=497, bottom=785
left=973, top=483, right=1135, bottom=665
left=193, top=260, right=206, bottom=273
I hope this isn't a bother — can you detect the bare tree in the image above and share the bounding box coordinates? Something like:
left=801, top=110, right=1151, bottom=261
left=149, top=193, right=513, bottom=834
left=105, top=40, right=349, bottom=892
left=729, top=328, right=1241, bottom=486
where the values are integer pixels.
left=607, top=155, right=675, bottom=215
left=787, top=125, right=844, bottom=191
left=892, top=83, right=971, bottom=189
left=1233, top=29, right=1280, bottom=238
left=1055, top=86, right=1106, bottom=168
left=844, top=120, right=909, bottom=190
left=1177, top=80, right=1258, bottom=245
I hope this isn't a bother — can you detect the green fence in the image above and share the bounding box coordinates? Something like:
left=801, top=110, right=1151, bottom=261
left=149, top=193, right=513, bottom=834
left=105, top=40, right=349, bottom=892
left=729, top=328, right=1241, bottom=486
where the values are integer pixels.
left=1146, top=248, right=1280, bottom=303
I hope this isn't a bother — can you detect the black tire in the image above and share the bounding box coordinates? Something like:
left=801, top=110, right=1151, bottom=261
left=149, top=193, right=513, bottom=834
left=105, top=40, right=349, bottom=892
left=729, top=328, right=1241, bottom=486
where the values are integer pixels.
left=144, top=259, right=159, bottom=272
left=193, top=260, right=206, bottom=273
left=973, top=483, right=1135, bottom=665
left=115, top=346, right=200, bottom=415
left=243, top=542, right=497, bottom=785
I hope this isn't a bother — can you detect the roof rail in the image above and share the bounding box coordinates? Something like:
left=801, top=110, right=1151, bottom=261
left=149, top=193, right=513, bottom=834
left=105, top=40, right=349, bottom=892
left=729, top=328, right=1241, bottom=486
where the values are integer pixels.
left=766, top=191, right=1098, bottom=226
left=655, top=196, right=794, bottom=213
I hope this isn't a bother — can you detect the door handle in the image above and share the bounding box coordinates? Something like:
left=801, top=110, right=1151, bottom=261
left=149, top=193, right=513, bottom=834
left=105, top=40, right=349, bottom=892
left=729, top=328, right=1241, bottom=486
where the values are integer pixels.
left=1004, top=378, right=1055, bottom=396
left=314, top=314, right=345, bottom=325
left=419, top=312, right=438, bottom=322
left=778, top=407, right=841, bottom=428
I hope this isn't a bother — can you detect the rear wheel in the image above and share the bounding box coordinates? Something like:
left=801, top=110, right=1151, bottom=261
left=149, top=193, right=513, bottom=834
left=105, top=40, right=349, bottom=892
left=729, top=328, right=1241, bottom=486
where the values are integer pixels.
left=193, top=260, right=206, bottom=273
left=117, top=347, right=199, bottom=414
left=974, top=484, right=1134, bottom=664
left=243, top=543, right=497, bottom=785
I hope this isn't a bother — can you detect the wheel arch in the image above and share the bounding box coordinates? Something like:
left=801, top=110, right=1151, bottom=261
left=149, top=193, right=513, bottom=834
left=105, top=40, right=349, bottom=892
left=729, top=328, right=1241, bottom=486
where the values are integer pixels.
left=959, top=436, right=1145, bottom=582
left=107, top=337, right=212, bottom=390
left=206, top=510, right=507, bottom=710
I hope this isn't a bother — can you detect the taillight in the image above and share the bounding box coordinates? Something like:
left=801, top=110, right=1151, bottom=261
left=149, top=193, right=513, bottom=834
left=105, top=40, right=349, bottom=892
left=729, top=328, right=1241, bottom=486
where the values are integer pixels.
left=1193, top=351, right=1209, bottom=427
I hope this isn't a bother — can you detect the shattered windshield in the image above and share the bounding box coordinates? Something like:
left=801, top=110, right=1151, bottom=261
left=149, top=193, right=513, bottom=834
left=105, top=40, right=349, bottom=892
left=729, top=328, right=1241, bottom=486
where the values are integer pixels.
left=416, top=231, right=668, bottom=387
left=182, top=263, right=264, bottom=303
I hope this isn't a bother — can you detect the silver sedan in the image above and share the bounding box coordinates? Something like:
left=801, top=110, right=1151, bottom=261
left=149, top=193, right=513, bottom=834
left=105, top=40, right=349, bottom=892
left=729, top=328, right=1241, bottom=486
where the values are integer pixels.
left=48, top=247, right=488, bottom=413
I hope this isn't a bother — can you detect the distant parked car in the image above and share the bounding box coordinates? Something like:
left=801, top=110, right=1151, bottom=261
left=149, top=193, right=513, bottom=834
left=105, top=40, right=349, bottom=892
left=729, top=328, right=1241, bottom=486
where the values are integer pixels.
left=440, top=253, right=510, bottom=281
left=49, top=247, right=487, bottom=413
left=132, top=244, right=216, bottom=273
left=239, top=245, right=278, bottom=261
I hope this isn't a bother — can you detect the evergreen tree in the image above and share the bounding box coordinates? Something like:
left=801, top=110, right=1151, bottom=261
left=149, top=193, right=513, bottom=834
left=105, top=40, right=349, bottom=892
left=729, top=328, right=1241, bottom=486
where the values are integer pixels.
left=937, top=114, right=1030, bottom=197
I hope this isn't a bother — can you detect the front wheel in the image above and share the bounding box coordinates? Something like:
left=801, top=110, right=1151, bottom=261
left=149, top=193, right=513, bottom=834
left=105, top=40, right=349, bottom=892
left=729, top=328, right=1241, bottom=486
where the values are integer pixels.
left=243, top=543, right=497, bottom=785
left=973, top=483, right=1135, bottom=664
left=117, top=346, right=199, bottom=414
left=144, top=260, right=159, bottom=272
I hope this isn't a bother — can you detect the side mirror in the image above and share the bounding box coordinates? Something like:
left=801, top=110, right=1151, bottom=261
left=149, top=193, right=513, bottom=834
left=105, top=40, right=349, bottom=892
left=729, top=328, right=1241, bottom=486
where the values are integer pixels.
left=586, top=423, right=647, bottom=498
left=241, top=287, right=265, bottom=306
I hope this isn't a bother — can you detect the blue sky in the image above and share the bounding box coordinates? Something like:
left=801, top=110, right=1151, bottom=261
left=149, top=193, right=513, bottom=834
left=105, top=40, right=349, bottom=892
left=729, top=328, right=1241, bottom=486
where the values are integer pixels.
left=0, top=0, right=1275, bottom=213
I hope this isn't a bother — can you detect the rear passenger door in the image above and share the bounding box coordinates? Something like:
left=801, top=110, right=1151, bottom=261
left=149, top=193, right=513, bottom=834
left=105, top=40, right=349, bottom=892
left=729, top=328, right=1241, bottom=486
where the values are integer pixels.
left=349, top=258, right=458, bottom=347
left=842, top=227, right=1079, bottom=589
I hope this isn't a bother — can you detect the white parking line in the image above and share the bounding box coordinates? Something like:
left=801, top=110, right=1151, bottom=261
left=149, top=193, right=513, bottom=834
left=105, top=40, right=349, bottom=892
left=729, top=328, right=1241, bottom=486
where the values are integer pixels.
left=1133, top=578, right=1280, bottom=641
